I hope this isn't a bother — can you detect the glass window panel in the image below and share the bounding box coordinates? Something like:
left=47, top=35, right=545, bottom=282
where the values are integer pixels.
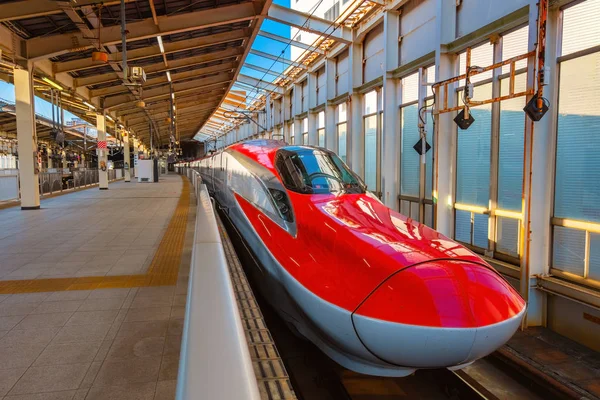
left=425, top=204, right=433, bottom=228
left=456, top=84, right=492, bottom=207
left=338, top=103, right=347, bottom=122
left=318, top=128, right=325, bottom=147
left=401, top=73, right=419, bottom=104
left=498, top=74, right=526, bottom=211
left=364, top=115, right=378, bottom=190
left=337, top=123, right=347, bottom=162
left=554, top=52, right=600, bottom=223
left=459, top=42, right=494, bottom=85
left=497, top=217, right=520, bottom=257
left=318, top=111, right=325, bottom=128
left=400, top=200, right=411, bottom=216
left=589, top=232, right=600, bottom=281
left=552, top=226, right=586, bottom=276
left=455, top=210, right=472, bottom=243
left=302, top=118, right=308, bottom=133
left=562, top=0, right=600, bottom=56
left=289, top=123, right=294, bottom=143
left=364, top=90, right=378, bottom=114
left=502, top=26, right=529, bottom=74
left=474, top=214, right=489, bottom=249
left=400, top=105, right=420, bottom=196
left=426, top=66, right=436, bottom=98
left=410, top=203, right=420, bottom=221
left=302, top=133, right=308, bottom=145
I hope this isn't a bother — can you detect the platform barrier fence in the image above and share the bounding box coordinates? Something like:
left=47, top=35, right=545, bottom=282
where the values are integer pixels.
left=0, top=169, right=19, bottom=201
left=176, top=167, right=261, bottom=400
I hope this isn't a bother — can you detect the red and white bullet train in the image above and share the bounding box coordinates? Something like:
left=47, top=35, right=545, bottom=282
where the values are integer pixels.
left=190, top=139, right=526, bottom=377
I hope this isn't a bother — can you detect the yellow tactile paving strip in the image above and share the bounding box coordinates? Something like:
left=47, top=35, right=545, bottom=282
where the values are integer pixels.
left=0, top=176, right=190, bottom=294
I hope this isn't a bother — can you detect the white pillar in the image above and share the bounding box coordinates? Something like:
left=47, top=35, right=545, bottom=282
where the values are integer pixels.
left=381, top=10, right=401, bottom=209
left=433, top=0, right=458, bottom=237
left=123, top=130, right=131, bottom=182
left=308, top=112, right=317, bottom=146
left=14, top=66, right=41, bottom=209
left=97, top=113, right=108, bottom=190
left=294, top=118, right=302, bottom=145
left=325, top=58, right=337, bottom=152
left=520, top=0, right=558, bottom=326
left=348, top=42, right=363, bottom=174
left=62, top=150, right=67, bottom=169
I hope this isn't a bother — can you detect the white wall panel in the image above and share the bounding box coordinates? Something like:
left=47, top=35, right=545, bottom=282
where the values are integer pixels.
left=363, top=23, right=384, bottom=83
left=456, top=0, right=528, bottom=38
left=400, top=0, right=436, bottom=65
left=336, top=50, right=349, bottom=95
left=317, top=67, right=327, bottom=105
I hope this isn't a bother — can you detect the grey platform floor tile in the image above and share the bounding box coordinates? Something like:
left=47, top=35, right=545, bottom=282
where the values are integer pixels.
left=0, top=343, right=47, bottom=369
left=45, top=291, right=92, bottom=302
left=93, top=357, right=162, bottom=387
left=14, top=312, right=73, bottom=330
left=67, top=310, right=119, bottom=326
left=4, top=390, right=77, bottom=400
left=0, top=303, right=38, bottom=318
left=53, top=322, right=112, bottom=344
left=2, top=293, right=51, bottom=305
left=153, top=380, right=176, bottom=400
left=0, top=327, right=60, bottom=347
left=85, top=382, right=156, bottom=400
left=106, top=335, right=166, bottom=361
left=77, top=297, right=125, bottom=312
left=116, top=321, right=169, bottom=339
left=8, top=363, right=90, bottom=395
left=33, top=341, right=102, bottom=366
left=87, top=289, right=130, bottom=300
left=0, top=368, right=27, bottom=397
left=0, top=316, right=25, bottom=331
left=32, top=300, right=83, bottom=314
left=158, top=354, right=179, bottom=381
left=124, top=307, right=171, bottom=323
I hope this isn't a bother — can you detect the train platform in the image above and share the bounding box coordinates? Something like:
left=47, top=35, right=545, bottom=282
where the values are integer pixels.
left=0, top=174, right=194, bottom=399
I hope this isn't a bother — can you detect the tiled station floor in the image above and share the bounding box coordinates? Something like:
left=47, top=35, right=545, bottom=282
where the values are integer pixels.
left=0, top=174, right=195, bottom=400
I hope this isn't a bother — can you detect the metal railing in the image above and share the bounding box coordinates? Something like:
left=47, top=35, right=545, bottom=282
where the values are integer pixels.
left=176, top=167, right=260, bottom=400
left=0, top=169, right=19, bottom=202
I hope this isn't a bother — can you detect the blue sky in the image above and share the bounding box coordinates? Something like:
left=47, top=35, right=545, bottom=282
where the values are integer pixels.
left=0, top=81, right=84, bottom=125
left=234, top=0, right=291, bottom=96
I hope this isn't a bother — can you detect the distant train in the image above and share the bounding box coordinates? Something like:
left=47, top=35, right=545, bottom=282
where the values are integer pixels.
left=185, top=139, right=526, bottom=377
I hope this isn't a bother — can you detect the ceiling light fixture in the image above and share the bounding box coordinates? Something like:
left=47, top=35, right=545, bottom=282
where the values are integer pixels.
left=166, top=71, right=171, bottom=82
left=157, top=36, right=165, bottom=53
left=83, top=101, right=96, bottom=110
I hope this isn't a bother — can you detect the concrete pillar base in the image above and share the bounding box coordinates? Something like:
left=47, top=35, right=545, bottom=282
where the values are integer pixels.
left=21, top=206, right=41, bottom=210
left=99, top=187, right=109, bottom=190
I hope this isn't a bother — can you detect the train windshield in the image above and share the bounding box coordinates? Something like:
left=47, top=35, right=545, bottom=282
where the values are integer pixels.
left=275, top=147, right=366, bottom=194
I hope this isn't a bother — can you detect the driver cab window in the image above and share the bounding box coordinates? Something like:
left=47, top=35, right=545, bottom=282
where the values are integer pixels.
left=275, top=147, right=365, bottom=195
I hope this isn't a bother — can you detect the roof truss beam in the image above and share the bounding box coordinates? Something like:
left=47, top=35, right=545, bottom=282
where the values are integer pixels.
left=0, top=0, right=129, bottom=22
left=266, top=4, right=351, bottom=44
left=104, top=72, right=233, bottom=108
left=25, top=2, right=258, bottom=60
left=61, top=29, right=249, bottom=75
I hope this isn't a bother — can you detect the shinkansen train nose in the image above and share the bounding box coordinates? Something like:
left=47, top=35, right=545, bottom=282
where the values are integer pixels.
left=352, top=260, right=525, bottom=368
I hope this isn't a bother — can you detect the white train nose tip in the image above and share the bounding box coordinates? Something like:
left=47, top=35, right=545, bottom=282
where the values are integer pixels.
left=352, top=308, right=526, bottom=369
